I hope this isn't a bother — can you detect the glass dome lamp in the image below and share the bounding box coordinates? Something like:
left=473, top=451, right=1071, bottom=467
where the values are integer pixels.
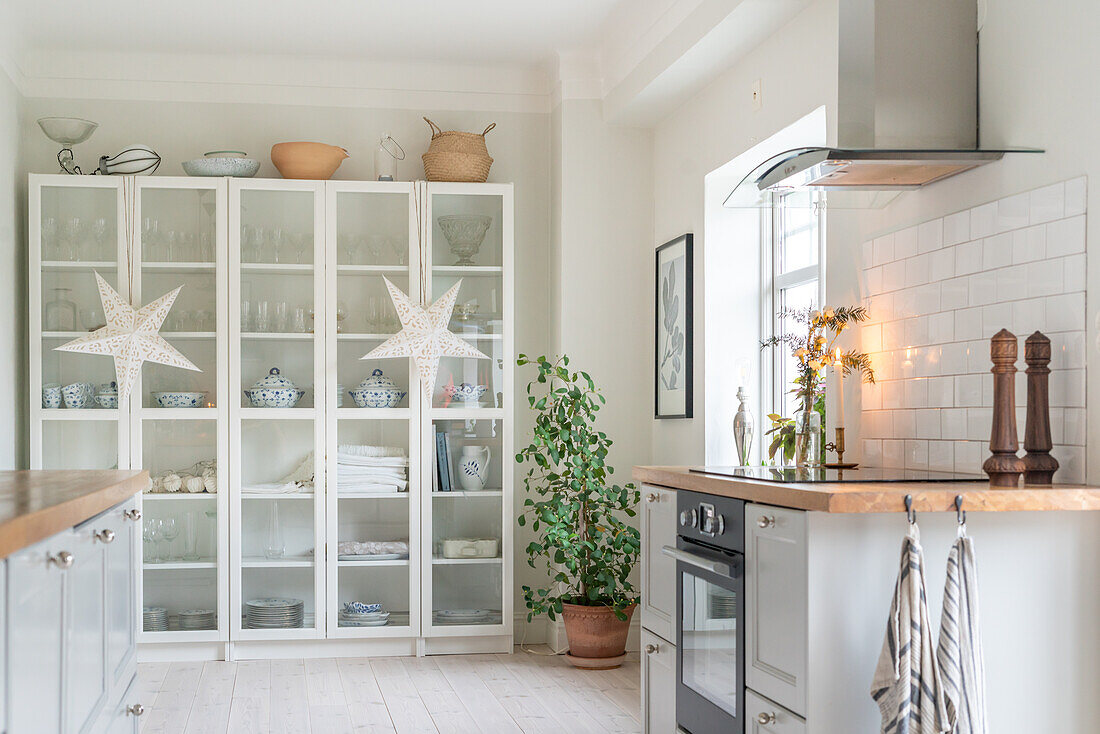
left=37, top=117, right=98, bottom=174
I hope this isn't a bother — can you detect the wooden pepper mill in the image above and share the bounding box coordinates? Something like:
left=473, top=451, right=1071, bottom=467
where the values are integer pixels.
left=983, top=329, right=1026, bottom=487
left=1023, top=331, right=1059, bottom=484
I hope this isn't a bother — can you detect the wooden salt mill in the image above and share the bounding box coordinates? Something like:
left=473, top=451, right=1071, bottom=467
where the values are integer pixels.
left=983, top=329, right=1026, bottom=487
left=1023, top=331, right=1059, bottom=484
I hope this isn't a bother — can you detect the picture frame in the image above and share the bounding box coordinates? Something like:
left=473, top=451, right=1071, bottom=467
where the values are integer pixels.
left=655, top=233, right=693, bottom=419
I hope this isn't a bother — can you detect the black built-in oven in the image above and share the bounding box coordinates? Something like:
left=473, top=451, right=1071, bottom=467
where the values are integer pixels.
left=662, top=490, right=745, bottom=734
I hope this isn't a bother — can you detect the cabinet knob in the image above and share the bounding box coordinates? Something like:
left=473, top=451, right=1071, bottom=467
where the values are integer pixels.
left=123, top=508, right=142, bottom=522
left=644, top=643, right=658, bottom=654
left=756, top=712, right=777, bottom=725
left=126, top=703, right=145, bottom=717
left=757, top=515, right=776, bottom=529
left=645, top=493, right=659, bottom=503
left=48, top=551, right=74, bottom=569
left=94, top=529, right=116, bottom=544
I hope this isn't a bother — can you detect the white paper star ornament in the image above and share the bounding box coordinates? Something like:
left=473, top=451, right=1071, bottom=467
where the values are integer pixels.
left=363, top=277, right=488, bottom=402
left=55, top=272, right=201, bottom=399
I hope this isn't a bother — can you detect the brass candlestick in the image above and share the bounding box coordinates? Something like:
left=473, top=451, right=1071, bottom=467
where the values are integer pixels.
left=824, top=427, right=858, bottom=469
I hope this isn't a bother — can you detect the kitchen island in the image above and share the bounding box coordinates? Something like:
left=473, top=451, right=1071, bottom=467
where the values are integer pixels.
left=634, top=465, right=1100, bottom=734
left=1, top=470, right=148, bottom=734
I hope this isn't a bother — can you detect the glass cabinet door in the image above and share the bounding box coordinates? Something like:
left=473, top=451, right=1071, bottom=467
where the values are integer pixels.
left=422, top=184, right=513, bottom=636
left=30, top=176, right=127, bottom=470
left=325, top=183, right=420, bottom=638
left=131, top=179, right=228, bottom=641
left=229, top=181, right=326, bottom=639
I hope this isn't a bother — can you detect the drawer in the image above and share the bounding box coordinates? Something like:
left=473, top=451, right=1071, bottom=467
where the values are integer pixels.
left=746, top=690, right=805, bottom=734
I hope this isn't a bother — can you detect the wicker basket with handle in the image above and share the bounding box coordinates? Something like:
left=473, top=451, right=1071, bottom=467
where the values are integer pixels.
left=421, top=118, right=496, bottom=182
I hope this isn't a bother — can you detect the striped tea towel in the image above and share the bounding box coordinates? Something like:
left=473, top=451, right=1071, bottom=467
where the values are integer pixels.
left=871, top=522, right=953, bottom=734
left=937, top=527, right=987, bottom=733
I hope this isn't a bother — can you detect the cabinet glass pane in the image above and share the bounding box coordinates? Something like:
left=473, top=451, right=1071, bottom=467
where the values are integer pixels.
left=430, top=193, right=504, bottom=409
left=42, top=423, right=118, bottom=469
left=336, top=191, right=410, bottom=266
left=430, top=417, right=503, bottom=626
left=40, top=185, right=118, bottom=264
left=682, top=572, right=740, bottom=716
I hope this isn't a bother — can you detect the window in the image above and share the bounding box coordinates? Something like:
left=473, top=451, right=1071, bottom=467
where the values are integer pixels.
left=762, top=191, right=825, bottom=418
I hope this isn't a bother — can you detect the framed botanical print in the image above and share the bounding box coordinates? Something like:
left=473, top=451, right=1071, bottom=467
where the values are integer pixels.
left=655, top=234, right=693, bottom=418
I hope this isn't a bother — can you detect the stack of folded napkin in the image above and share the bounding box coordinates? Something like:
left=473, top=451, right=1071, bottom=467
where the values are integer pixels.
left=337, top=445, right=408, bottom=494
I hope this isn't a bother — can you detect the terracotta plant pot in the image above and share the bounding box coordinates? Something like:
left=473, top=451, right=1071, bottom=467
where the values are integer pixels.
left=561, top=602, right=636, bottom=669
left=270, top=142, right=349, bottom=180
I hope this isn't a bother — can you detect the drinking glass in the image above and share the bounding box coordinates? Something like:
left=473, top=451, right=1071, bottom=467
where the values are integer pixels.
left=291, top=307, right=307, bottom=333
left=388, top=235, right=407, bottom=266
left=197, top=309, right=214, bottom=332
left=241, top=300, right=253, bottom=331
left=270, top=228, right=287, bottom=264
left=62, top=217, right=82, bottom=261
left=259, top=227, right=276, bottom=263
left=80, top=307, right=104, bottom=331
left=42, top=217, right=59, bottom=260
left=91, top=218, right=109, bottom=260
left=294, top=233, right=311, bottom=264
left=338, top=234, right=355, bottom=265
left=242, top=225, right=260, bottom=262
left=178, top=232, right=196, bottom=262
left=144, top=518, right=164, bottom=563
left=255, top=300, right=270, bottom=333
left=142, top=217, right=159, bottom=260
left=181, top=511, right=199, bottom=561
left=366, top=295, right=380, bottom=332
left=274, top=301, right=288, bottom=332
left=364, top=234, right=383, bottom=264
left=161, top=517, right=179, bottom=561
left=198, top=232, right=213, bottom=262
left=264, top=501, right=285, bottom=559
left=163, top=230, right=179, bottom=262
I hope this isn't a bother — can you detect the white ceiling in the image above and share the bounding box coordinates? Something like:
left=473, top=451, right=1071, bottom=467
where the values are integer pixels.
left=8, top=0, right=622, bottom=66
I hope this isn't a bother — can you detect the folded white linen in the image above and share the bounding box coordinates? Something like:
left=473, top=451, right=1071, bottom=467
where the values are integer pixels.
left=241, top=482, right=309, bottom=494
left=337, top=540, right=408, bottom=556
left=337, top=445, right=407, bottom=458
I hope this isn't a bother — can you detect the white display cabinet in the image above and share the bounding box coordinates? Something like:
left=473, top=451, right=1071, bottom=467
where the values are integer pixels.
left=29, top=175, right=513, bottom=658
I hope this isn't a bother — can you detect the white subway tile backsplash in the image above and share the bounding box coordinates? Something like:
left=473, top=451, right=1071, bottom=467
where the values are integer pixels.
left=873, top=233, right=895, bottom=266
left=1029, top=182, right=1065, bottom=224
left=918, top=218, right=944, bottom=253
left=955, top=240, right=984, bottom=275
left=1064, top=176, right=1087, bottom=217
left=943, top=211, right=970, bottom=245
left=860, top=178, right=1085, bottom=481
left=894, top=225, right=919, bottom=260
left=1051, top=445, right=1085, bottom=484
left=1046, top=215, right=1086, bottom=257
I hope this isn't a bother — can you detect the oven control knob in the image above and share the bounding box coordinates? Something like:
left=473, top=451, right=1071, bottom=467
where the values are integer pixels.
left=679, top=509, right=698, bottom=528
left=715, top=515, right=725, bottom=535
left=756, top=712, right=777, bottom=725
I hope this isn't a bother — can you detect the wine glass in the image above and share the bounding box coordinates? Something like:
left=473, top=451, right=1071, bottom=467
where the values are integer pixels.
left=338, top=234, right=355, bottom=265
left=160, top=517, right=179, bottom=562
left=294, top=233, right=311, bottom=264
left=62, top=217, right=82, bottom=261
left=42, top=217, right=59, bottom=260
left=387, top=235, right=407, bottom=266
left=91, top=218, right=109, bottom=260
left=143, top=518, right=164, bottom=563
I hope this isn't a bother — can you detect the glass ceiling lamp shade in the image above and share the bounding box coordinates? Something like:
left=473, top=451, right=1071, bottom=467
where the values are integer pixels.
left=98, top=145, right=162, bottom=175
left=37, top=117, right=98, bottom=174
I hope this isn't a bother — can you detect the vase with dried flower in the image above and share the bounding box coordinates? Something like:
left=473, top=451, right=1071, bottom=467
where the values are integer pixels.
left=760, top=306, right=875, bottom=467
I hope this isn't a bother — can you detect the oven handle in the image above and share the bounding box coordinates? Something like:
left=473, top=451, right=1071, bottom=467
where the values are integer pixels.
left=661, top=545, right=732, bottom=577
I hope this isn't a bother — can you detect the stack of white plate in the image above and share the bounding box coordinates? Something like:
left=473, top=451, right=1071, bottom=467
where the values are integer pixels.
left=708, top=588, right=737, bottom=619
left=245, top=598, right=304, bottom=629
left=143, top=606, right=168, bottom=632
left=432, top=608, right=500, bottom=625
left=339, top=609, right=391, bottom=628
left=178, top=609, right=216, bottom=631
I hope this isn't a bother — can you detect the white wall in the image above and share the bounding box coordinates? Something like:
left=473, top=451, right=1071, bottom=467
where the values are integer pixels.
left=0, top=66, right=23, bottom=469
left=651, top=0, right=841, bottom=465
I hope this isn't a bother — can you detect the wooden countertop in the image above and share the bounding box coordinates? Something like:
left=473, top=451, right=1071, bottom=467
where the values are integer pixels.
left=633, top=466, right=1100, bottom=513
left=0, top=470, right=149, bottom=557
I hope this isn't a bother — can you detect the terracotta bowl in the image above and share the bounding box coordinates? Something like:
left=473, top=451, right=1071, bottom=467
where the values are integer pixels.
left=270, top=142, right=349, bottom=180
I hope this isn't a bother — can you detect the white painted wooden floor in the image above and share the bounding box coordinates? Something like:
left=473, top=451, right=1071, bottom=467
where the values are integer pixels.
left=136, top=648, right=641, bottom=733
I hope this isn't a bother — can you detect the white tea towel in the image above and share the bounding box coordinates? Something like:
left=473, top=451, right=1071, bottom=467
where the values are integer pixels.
left=937, top=527, right=987, bottom=734
left=871, top=523, right=952, bottom=734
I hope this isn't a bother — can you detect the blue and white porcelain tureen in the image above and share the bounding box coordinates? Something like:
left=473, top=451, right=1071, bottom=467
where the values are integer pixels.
left=244, top=368, right=306, bottom=408
left=349, top=369, right=407, bottom=409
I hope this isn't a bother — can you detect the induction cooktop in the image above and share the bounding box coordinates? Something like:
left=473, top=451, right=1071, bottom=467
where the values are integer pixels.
left=689, top=466, right=987, bottom=483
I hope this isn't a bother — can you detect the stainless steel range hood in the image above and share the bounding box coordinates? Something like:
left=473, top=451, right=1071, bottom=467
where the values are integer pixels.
left=725, top=0, right=1042, bottom=209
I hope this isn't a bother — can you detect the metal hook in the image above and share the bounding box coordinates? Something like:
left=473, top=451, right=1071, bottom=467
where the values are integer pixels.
left=955, top=495, right=966, bottom=526
left=904, top=494, right=916, bottom=524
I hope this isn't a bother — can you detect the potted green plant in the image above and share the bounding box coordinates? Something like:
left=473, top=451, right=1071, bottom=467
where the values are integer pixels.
left=515, top=354, right=641, bottom=669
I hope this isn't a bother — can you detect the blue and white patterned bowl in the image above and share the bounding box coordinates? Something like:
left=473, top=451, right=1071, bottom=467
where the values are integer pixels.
left=343, top=601, right=382, bottom=615
left=42, top=383, right=62, bottom=408
left=154, top=391, right=205, bottom=408
left=349, top=387, right=406, bottom=408
left=244, top=387, right=305, bottom=408
left=62, top=382, right=93, bottom=409
left=95, top=394, right=119, bottom=409
left=443, top=383, right=488, bottom=403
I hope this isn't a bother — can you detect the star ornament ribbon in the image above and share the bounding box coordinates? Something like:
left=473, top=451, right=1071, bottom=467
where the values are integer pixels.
left=362, top=277, right=488, bottom=402
left=55, top=271, right=201, bottom=400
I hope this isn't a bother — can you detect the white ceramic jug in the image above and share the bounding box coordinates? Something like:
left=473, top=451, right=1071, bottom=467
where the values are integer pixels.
left=458, top=445, right=491, bottom=491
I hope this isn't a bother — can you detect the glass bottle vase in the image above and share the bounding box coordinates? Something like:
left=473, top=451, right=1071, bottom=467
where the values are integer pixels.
left=794, top=409, right=822, bottom=467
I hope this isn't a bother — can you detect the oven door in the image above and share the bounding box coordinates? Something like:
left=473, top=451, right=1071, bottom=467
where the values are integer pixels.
left=666, top=540, right=745, bottom=734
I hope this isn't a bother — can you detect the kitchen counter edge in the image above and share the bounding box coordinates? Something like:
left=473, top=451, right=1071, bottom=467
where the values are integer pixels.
left=632, top=465, right=1100, bottom=513
left=0, top=470, right=149, bottom=557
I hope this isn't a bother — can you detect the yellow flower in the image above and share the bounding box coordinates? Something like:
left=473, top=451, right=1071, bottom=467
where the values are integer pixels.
left=808, top=359, right=823, bottom=370
left=823, top=308, right=835, bottom=319
left=794, top=348, right=808, bottom=357
left=811, top=310, right=822, bottom=322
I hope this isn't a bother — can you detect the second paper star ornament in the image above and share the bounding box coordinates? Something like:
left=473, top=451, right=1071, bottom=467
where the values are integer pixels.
left=55, top=272, right=201, bottom=400
left=363, top=277, right=488, bottom=402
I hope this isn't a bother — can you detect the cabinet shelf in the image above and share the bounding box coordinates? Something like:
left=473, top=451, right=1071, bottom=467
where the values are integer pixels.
left=430, top=407, right=504, bottom=420
left=41, top=260, right=117, bottom=270
left=42, top=330, right=95, bottom=339
left=143, top=559, right=217, bottom=570
left=160, top=331, right=217, bottom=339
left=241, top=492, right=315, bottom=500
left=337, top=558, right=410, bottom=567
left=337, top=333, right=398, bottom=341
left=139, top=407, right=217, bottom=419
left=142, top=261, right=216, bottom=273
left=432, top=265, right=502, bottom=277
left=337, top=492, right=409, bottom=499
left=431, top=557, right=503, bottom=565
left=241, top=556, right=314, bottom=568
left=336, top=265, right=409, bottom=274
left=240, top=263, right=314, bottom=274
left=240, top=332, right=315, bottom=341
left=239, top=407, right=318, bottom=420
left=141, top=493, right=217, bottom=501
left=431, top=490, right=503, bottom=498
left=333, top=407, right=411, bottom=419
left=39, top=409, right=120, bottom=421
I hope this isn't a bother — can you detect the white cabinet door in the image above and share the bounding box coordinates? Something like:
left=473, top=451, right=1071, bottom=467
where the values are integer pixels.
left=6, top=539, right=65, bottom=734
left=640, top=484, right=677, bottom=642
left=746, top=690, right=806, bottom=734
left=103, top=500, right=138, bottom=696
left=65, top=524, right=109, bottom=734
left=641, top=629, right=676, bottom=734
left=101, top=675, right=141, bottom=734
left=745, top=503, right=807, bottom=716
